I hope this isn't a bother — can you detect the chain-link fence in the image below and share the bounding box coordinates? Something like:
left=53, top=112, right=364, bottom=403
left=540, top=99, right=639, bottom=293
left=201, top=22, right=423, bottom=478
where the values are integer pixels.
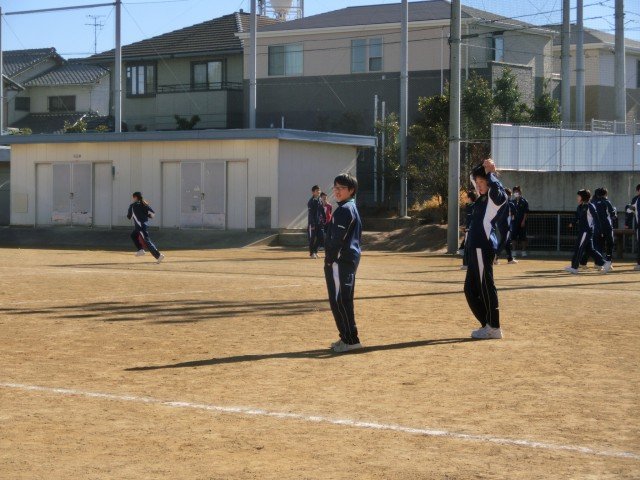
left=523, top=213, right=638, bottom=255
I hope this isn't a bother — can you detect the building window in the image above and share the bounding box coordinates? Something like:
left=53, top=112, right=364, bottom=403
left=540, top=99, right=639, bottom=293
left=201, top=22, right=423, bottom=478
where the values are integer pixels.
left=15, top=97, right=30, bottom=112
left=48, top=96, right=76, bottom=112
left=268, top=43, right=303, bottom=76
left=492, top=35, right=505, bottom=62
left=126, top=63, right=156, bottom=96
left=191, top=61, right=223, bottom=90
left=351, top=37, right=383, bottom=73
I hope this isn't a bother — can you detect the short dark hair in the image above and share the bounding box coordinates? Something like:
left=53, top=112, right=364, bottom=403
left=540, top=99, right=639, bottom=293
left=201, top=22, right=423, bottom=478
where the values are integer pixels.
left=636, top=183, right=640, bottom=192
left=311, top=185, right=320, bottom=192
left=467, top=191, right=477, bottom=202
left=577, top=189, right=591, bottom=202
left=599, top=187, right=608, bottom=197
left=513, top=185, right=522, bottom=193
left=334, top=173, right=358, bottom=196
left=505, top=188, right=512, bottom=196
left=320, top=192, right=327, bottom=197
left=471, top=163, right=487, bottom=180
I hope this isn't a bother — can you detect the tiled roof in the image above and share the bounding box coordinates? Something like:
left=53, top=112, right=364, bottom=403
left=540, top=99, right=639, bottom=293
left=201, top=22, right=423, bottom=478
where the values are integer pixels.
left=10, top=112, right=100, bottom=134
left=24, top=62, right=109, bottom=86
left=2, top=48, right=62, bottom=77
left=547, top=24, right=640, bottom=49
left=258, top=0, right=536, bottom=32
left=89, top=12, right=279, bottom=61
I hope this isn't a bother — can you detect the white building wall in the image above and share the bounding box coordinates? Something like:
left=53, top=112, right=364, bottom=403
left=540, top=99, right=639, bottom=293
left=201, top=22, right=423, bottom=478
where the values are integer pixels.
left=9, top=138, right=361, bottom=230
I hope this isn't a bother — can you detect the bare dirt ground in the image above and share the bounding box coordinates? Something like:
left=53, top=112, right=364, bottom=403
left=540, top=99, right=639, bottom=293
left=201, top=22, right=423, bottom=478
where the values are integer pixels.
left=0, top=246, right=638, bottom=479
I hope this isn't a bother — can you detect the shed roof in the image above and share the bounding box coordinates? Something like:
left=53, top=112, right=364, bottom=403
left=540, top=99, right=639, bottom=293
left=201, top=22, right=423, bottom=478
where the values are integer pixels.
left=0, top=129, right=377, bottom=148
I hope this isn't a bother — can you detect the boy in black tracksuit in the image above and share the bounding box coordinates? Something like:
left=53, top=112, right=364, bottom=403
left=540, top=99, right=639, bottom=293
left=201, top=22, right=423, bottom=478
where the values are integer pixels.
left=511, top=186, right=530, bottom=257
left=591, top=187, right=617, bottom=263
left=632, top=184, right=640, bottom=271
left=127, top=191, right=164, bottom=264
left=465, top=160, right=507, bottom=340
left=307, top=185, right=326, bottom=259
left=565, top=189, right=611, bottom=274
left=324, top=174, right=363, bottom=353
left=459, top=191, right=477, bottom=270
left=495, top=188, right=517, bottom=264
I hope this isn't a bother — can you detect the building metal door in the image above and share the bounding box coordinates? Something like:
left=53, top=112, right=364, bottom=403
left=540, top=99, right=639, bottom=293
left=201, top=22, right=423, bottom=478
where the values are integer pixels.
left=36, top=163, right=53, bottom=226
left=226, top=161, right=248, bottom=230
left=161, top=162, right=180, bottom=228
left=93, top=163, right=112, bottom=227
left=180, top=161, right=226, bottom=228
left=51, top=163, right=93, bottom=225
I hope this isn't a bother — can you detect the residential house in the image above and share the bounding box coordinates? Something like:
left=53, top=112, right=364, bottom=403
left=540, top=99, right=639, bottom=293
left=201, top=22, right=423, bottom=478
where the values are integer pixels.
left=2, top=48, right=110, bottom=134
left=548, top=25, right=640, bottom=125
left=88, top=12, right=278, bottom=131
left=239, top=0, right=557, bottom=133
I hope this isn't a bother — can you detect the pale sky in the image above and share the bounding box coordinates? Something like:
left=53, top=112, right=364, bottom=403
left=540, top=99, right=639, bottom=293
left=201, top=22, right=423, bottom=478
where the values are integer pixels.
left=1, top=0, right=638, bottom=58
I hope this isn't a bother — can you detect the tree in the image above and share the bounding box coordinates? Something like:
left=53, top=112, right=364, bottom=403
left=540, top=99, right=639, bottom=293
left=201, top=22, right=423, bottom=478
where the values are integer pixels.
left=174, top=115, right=201, bottom=130
left=409, top=88, right=450, bottom=209
left=462, top=72, right=495, bottom=169
left=375, top=112, right=400, bottom=208
left=64, top=119, right=87, bottom=133
left=493, top=67, right=531, bottom=124
left=531, top=79, right=560, bottom=124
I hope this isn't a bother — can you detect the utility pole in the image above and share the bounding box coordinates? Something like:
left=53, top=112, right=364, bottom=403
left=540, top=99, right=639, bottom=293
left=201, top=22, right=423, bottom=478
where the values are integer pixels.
left=86, top=14, right=105, bottom=55
left=576, top=0, right=585, bottom=128
left=373, top=94, right=378, bottom=204
left=114, top=0, right=122, bottom=133
left=561, top=0, right=571, bottom=123
left=399, top=0, right=409, bottom=217
left=614, top=0, right=626, bottom=129
left=249, top=0, right=257, bottom=129
left=447, top=0, right=461, bottom=254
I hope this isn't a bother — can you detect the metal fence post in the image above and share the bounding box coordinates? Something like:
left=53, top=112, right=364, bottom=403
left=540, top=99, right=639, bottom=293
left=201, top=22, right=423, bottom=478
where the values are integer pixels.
left=556, top=214, right=561, bottom=252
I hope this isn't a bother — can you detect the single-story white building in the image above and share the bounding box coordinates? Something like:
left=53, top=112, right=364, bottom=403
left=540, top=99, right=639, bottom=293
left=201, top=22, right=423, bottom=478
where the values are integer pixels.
left=4, top=129, right=375, bottom=230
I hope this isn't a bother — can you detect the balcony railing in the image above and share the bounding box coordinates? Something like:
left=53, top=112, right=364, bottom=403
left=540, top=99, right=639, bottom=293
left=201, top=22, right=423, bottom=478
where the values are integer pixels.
left=156, top=82, right=243, bottom=94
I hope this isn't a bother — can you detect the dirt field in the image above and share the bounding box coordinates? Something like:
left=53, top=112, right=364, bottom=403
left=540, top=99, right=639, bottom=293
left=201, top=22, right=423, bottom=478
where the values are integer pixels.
left=0, top=246, right=638, bottom=479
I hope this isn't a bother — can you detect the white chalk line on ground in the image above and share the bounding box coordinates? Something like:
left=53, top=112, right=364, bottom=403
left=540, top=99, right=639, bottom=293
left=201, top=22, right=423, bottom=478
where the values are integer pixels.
left=1, top=382, right=638, bottom=461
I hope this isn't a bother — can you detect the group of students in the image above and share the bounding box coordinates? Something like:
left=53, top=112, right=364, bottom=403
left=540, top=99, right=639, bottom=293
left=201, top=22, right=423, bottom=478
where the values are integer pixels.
left=459, top=185, right=530, bottom=268
left=124, top=169, right=639, bottom=354
left=307, top=186, right=334, bottom=259
left=565, top=183, right=640, bottom=274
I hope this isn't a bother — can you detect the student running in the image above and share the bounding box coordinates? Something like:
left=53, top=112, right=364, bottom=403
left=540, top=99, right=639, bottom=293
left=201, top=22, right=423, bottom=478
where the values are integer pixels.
left=127, top=192, right=164, bottom=264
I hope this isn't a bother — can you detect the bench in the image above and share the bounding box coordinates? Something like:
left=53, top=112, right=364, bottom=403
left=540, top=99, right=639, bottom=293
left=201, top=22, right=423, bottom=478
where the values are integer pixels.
left=613, top=228, right=636, bottom=259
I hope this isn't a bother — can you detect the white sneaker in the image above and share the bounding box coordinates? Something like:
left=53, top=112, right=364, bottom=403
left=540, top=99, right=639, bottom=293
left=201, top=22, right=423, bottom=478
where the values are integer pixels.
left=634, top=264, right=640, bottom=271
left=471, top=325, right=489, bottom=338
left=508, top=259, right=518, bottom=264
left=521, top=251, right=528, bottom=257
left=135, top=249, right=145, bottom=257
left=156, top=253, right=165, bottom=264
left=460, top=265, right=468, bottom=271
left=564, top=266, right=579, bottom=274
left=472, top=326, right=503, bottom=339
left=457, top=249, right=464, bottom=256
left=310, top=253, right=318, bottom=259
left=601, top=261, right=612, bottom=273
left=330, top=339, right=342, bottom=349
left=332, top=340, right=363, bottom=353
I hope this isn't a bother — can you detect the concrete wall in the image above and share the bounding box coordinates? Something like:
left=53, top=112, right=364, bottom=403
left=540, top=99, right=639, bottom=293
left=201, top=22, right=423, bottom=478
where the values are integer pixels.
left=498, top=170, right=638, bottom=212
left=9, top=137, right=359, bottom=230
left=278, top=141, right=358, bottom=228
